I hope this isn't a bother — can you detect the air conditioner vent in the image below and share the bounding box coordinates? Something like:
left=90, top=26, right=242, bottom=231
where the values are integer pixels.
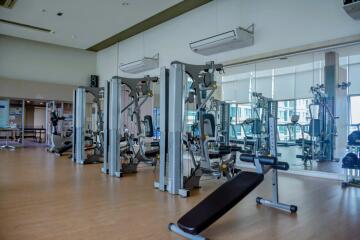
left=0, top=19, right=51, bottom=33
left=0, top=0, right=17, bottom=9
left=119, top=54, right=159, bottom=74
left=189, top=25, right=254, bottom=56
left=343, top=0, right=360, bottom=20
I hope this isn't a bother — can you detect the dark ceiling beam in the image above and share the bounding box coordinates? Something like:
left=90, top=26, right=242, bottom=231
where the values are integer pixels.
left=87, top=0, right=213, bottom=52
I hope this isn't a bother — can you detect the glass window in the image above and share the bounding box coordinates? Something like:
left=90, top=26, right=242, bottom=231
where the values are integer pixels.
left=278, top=100, right=295, bottom=124
left=237, top=106, right=242, bottom=122
left=184, top=110, right=196, bottom=133
left=295, top=98, right=311, bottom=125
left=245, top=109, right=252, bottom=118
left=236, top=103, right=252, bottom=121
left=350, top=95, right=360, bottom=125
left=230, top=104, right=237, bottom=125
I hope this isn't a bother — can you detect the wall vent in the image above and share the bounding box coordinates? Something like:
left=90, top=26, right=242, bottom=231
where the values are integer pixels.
left=0, top=0, right=17, bottom=9
left=343, top=0, right=360, bottom=20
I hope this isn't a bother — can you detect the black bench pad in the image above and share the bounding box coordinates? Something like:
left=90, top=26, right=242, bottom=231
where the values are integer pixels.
left=145, top=148, right=159, bottom=158
left=177, top=171, right=264, bottom=235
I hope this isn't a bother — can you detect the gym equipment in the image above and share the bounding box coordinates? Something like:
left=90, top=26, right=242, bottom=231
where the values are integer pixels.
left=342, top=153, right=360, bottom=188
left=47, top=110, right=72, bottom=155
left=296, top=84, right=337, bottom=163
left=73, top=87, right=104, bottom=164
left=342, top=152, right=358, bottom=168
left=170, top=172, right=264, bottom=239
left=250, top=92, right=277, bottom=155
left=102, top=75, right=159, bottom=177
left=169, top=101, right=297, bottom=239
left=229, top=121, right=256, bottom=153
left=143, top=115, right=154, bottom=138
left=207, top=98, right=230, bottom=146
left=277, top=115, right=303, bottom=147
left=342, top=130, right=360, bottom=188
left=348, top=130, right=360, bottom=146
left=154, top=61, right=240, bottom=197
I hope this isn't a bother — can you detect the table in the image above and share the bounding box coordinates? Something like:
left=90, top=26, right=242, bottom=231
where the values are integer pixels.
left=24, top=128, right=46, bottom=143
left=0, top=128, right=17, bottom=150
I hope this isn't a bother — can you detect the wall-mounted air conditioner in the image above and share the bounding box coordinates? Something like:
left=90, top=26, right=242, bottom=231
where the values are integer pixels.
left=189, top=24, right=254, bottom=56
left=119, top=54, right=159, bottom=74
left=0, top=0, right=17, bottom=9
left=343, top=0, right=360, bottom=20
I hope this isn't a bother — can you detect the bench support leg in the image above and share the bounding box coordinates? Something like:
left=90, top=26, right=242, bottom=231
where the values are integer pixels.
left=256, top=169, right=298, bottom=213
left=169, top=223, right=207, bottom=240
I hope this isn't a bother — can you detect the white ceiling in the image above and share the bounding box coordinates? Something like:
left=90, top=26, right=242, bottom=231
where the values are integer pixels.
left=0, top=0, right=181, bottom=49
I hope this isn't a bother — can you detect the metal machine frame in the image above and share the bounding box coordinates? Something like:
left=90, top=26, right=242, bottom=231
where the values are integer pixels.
left=168, top=97, right=297, bottom=240
left=254, top=101, right=296, bottom=213
left=244, top=92, right=296, bottom=212
left=73, top=86, right=104, bottom=164
left=154, top=61, right=224, bottom=197
left=102, top=75, right=158, bottom=177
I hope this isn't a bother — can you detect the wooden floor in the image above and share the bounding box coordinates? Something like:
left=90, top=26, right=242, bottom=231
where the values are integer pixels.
left=0, top=148, right=359, bottom=240
left=278, top=146, right=343, bottom=174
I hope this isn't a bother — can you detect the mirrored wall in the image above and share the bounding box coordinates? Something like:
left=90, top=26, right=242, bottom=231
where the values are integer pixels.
left=220, top=43, right=360, bottom=176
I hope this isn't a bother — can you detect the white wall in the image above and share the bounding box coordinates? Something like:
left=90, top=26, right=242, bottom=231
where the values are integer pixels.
left=0, top=77, right=76, bottom=101
left=0, top=35, right=96, bottom=86
left=96, top=0, right=360, bottom=85
left=96, top=44, right=118, bottom=87
left=34, top=107, right=46, bottom=128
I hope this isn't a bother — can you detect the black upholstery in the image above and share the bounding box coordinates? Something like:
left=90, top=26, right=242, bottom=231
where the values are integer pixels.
left=208, top=152, right=222, bottom=159
left=54, top=143, right=72, bottom=154
left=309, top=119, right=321, bottom=137
left=144, top=115, right=154, bottom=137
left=177, top=171, right=264, bottom=235
left=145, top=148, right=159, bottom=158
left=348, top=131, right=360, bottom=146
left=203, top=113, right=215, bottom=137
left=296, top=139, right=312, bottom=145
left=219, top=145, right=242, bottom=153
left=208, top=145, right=242, bottom=159
left=150, top=141, right=159, bottom=147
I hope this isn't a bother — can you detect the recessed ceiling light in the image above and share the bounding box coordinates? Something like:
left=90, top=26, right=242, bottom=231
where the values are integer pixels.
left=41, top=9, right=47, bottom=13
left=57, top=12, right=63, bottom=16
left=122, top=2, right=129, bottom=6
left=40, top=102, right=44, bottom=105
left=26, top=101, right=31, bottom=103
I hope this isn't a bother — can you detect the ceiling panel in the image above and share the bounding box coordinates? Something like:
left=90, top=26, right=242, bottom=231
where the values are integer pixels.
left=0, top=0, right=181, bottom=49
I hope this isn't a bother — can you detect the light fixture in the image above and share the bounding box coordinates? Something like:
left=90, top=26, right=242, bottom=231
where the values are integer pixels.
left=189, top=24, right=254, bottom=56
left=119, top=54, right=159, bottom=74
left=26, top=100, right=31, bottom=103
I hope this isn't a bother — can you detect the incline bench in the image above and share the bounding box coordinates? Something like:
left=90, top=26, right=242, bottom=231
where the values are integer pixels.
left=169, top=154, right=297, bottom=240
